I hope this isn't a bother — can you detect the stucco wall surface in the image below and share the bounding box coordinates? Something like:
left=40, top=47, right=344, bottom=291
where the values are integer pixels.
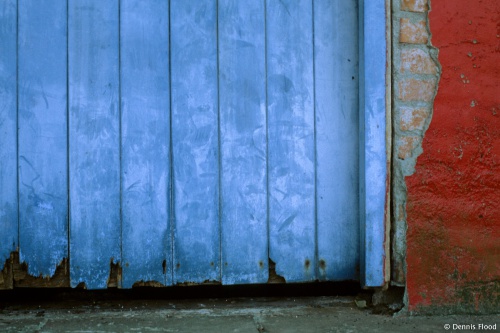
left=405, top=0, right=500, bottom=313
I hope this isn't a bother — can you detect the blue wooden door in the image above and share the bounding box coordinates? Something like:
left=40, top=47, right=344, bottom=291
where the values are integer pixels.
left=0, top=0, right=362, bottom=289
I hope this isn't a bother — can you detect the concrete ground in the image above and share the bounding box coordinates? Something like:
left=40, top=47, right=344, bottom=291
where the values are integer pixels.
left=0, top=295, right=498, bottom=333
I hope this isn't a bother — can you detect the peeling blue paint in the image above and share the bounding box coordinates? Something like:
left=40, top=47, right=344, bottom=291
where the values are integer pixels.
left=18, top=0, right=68, bottom=279
left=0, top=0, right=18, bottom=267
left=219, top=0, right=268, bottom=285
left=0, top=0, right=386, bottom=289
left=68, top=0, right=121, bottom=289
left=171, top=0, right=220, bottom=285
left=267, top=0, right=316, bottom=283
left=120, top=0, right=171, bottom=289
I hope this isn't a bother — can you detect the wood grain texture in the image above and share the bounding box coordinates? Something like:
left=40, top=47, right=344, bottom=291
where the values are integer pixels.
left=120, top=0, right=171, bottom=288
left=0, top=0, right=18, bottom=269
left=68, top=0, right=120, bottom=289
left=18, top=0, right=69, bottom=279
left=170, top=0, right=220, bottom=284
left=266, top=0, right=316, bottom=282
left=219, top=0, right=268, bottom=285
left=314, top=0, right=360, bottom=281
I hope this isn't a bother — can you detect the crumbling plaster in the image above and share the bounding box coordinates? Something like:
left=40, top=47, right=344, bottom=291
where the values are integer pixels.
left=390, top=0, right=440, bottom=287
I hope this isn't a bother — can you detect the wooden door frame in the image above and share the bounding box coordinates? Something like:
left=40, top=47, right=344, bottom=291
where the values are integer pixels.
left=359, top=0, right=391, bottom=287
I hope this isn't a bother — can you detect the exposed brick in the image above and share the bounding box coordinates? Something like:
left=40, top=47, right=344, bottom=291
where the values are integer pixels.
left=398, top=78, right=437, bottom=102
left=400, top=48, right=438, bottom=74
left=399, top=106, right=431, bottom=131
left=400, top=18, right=429, bottom=44
left=397, top=136, right=421, bottom=160
left=401, top=0, right=428, bottom=13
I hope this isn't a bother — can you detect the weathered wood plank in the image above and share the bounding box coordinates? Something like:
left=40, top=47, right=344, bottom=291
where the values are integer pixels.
left=314, top=0, right=360, bottom=280
left=17, top=0, right=69, bottom=280
left=219, top=0, right=268, bottom=285
left=360, top=0, right=387, bottom=287
left=120, top=0, right=171, bottom=288
left=0, top=0, right=18, bottom=279
left=266, top=0, right=316, bottom=282
left=170, top=0, right=220, bottom=284
left=68, top=0, right=120, bottom=289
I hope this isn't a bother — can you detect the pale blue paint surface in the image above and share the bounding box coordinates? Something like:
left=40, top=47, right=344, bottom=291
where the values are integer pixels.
left=18, top=0, right=68, bottom=278
left=315, top=0, right=360, bottom=281
left=0, top=0, right=387, bottom=288
left=0, top=0, right=18, bottom=266
left=68, top=0, right=121, bottom=289
left=359, top=0, right=387, bottom=287
left=219, top=0, right=268, bottom=285
left=267, top=0, right=316, bottom=283
left=170, top=0, right=220, bottom=284
left=120, top=0, right=171, bottom=288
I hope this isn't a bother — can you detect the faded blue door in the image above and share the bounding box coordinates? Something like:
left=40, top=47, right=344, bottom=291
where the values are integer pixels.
left=0, top=0, right=362, bottom=289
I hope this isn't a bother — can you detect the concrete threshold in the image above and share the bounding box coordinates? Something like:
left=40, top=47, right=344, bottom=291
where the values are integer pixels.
left=1, top=296, right=498, bottom=332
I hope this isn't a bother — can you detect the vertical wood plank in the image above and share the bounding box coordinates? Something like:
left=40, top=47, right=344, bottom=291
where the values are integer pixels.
left=315, top=0, right=360, bottom=281
left=170, top=0, right=220, bottom=284
left=68, top=0, right=120, bottom=289
left=120, top=0, right=171, bottom=288
left=0, top=0, right=18, bottom=266
left=17, top=0, right=68, bottom=278
left=360, top=0, right=387, bottom=287
left=219, top=0, right=268, bottom=285
left=266, top=0, right=316, bottom=282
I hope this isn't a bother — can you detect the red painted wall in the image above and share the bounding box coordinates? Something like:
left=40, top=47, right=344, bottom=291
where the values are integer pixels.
left=406, top=0, right=500, bottom=312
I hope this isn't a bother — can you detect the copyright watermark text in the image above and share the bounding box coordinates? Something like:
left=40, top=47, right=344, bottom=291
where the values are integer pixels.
left=444, top=323, right=497, bottom=330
